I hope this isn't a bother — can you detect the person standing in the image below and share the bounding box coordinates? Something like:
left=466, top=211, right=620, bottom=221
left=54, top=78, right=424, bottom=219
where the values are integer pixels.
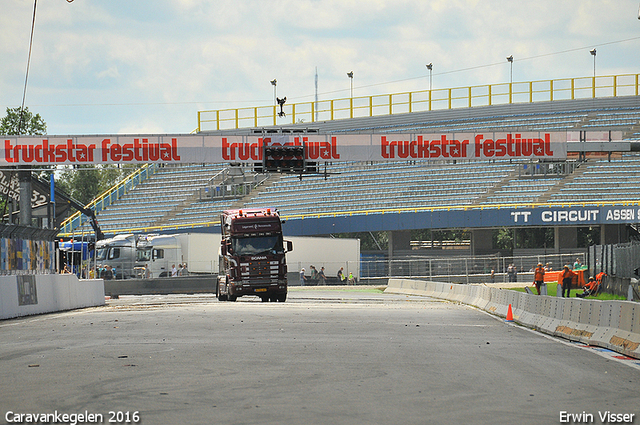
left=533, top=263, right=545, bottom=295
left=337, top=267, right=344, bottom=283
left=171, top=264, right=177, bottom=277
left=300, top=268, right=306, bottom=286
left=560, top=265, right=576, bottom=297
left=507, top=264, right=515, bottom=282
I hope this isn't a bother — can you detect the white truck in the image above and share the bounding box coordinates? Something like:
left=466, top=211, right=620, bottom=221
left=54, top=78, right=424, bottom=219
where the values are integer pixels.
left=136, top=233, right=220, bottom=277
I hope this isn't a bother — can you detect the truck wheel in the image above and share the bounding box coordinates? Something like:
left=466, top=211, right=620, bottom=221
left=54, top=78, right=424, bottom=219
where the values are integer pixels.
left=228, top=295, right=237, bottom=302
left=277, top=294, right=287, bottom=302
left=216, top=282, right=228, bottom=302
left=261, top=296, right=269, bottom=302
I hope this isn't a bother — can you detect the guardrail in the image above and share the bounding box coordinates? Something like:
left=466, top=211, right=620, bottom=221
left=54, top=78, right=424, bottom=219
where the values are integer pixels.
left=386, top=278, right=640, bottom=359
left=197, top=73, right=640, bottom=132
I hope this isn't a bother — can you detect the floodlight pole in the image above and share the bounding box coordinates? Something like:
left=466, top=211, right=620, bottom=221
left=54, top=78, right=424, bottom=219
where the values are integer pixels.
left=426, top=63, right=433, bottom=91
left=506, top=55, right=513, bottom=84
left=270, top=79, right=277, bottom=105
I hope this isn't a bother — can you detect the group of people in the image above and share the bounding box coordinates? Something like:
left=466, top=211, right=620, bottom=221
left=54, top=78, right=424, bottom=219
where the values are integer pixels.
left=530, top=258, right=603, bottom=298
left=299, top=266, right=355, bottom=285
left=170, top=263, right=188, bottom=277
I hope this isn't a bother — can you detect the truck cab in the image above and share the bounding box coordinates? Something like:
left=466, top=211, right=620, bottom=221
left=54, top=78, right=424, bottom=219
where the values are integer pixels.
left=217, top=208, right=291, bottom=302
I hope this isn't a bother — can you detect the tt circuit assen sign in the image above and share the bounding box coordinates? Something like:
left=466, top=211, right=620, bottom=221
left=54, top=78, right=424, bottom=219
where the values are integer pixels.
left=1, top=132, right=572, bottom=166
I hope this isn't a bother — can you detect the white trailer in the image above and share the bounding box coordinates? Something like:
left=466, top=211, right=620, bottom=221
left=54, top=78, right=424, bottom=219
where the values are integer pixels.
left=285, top=236, right=360, bottom=282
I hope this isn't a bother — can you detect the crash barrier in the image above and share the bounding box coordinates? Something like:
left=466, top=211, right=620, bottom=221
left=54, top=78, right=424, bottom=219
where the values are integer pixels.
left=0, top=274, right=105, bottom=320
left=385, top=279, right=640, bottom=360
left=103, top=275, right=216, bottom=297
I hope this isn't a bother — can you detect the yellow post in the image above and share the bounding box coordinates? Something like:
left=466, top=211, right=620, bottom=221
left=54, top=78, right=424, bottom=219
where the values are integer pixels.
left=273, top=105, right=277, bottom=126
left=216, top=110, right=220, bottom=131
left=509, top=82, right=512, bottom=104
left=292, top=103, right=296, bottom=123
left=488, top=85, right=492, bottom=106
left=235, top=109, right=239, bottom=129
left=613, top=75, right=617, bottom=97
left=254, top=107, right=258, bottom=127
left=468, top=86, right=472, bottom=108
left=637, top=74, right=639, bottom=96
left=197, top=111, right=201, bottom=133
left=331, top=100, right=334, bottom=121
left=592, top=76, right=596, bottom=98
left=448, top=88, right=452, bottom=109
left=369, top=96, right=373, bottom=117
left=409, top=92, right=412, bottom=113
left=529, top=81, right=533, bottom=103
left=350, top=97, right=353, bottom=119
left=428, top=90, right=432, bottom=111
left=550, top=80, right=554, bottom=102
left=571, top=78, right=575, bottom=100
left=311, top=102, right=315, bottom=122
left=389, top=94, right=393, bottom=115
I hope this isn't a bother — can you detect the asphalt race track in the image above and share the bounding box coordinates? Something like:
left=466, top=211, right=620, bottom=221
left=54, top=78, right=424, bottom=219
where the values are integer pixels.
left=1, top=287, right=638, bottom=425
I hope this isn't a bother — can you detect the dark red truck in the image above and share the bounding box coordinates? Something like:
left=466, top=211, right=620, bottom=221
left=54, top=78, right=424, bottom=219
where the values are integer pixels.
left=217, top=208, right=292, bottom=302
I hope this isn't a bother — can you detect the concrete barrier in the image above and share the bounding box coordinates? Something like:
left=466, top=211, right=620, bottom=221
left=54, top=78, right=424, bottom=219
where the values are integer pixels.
left=0, top=274, right=105, bottom=320
left=384, top=279, right=640, bottom=359
left=103, top=275, right=216, bottom=297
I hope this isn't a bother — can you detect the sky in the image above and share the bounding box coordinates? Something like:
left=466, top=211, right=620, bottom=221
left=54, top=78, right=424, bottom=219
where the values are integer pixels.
left=1, top=0, right=639, bottom=135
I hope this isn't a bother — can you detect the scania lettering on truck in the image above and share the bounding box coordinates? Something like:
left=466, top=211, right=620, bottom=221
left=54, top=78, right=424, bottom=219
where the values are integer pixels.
left=217, top=208, right=292, bottom=302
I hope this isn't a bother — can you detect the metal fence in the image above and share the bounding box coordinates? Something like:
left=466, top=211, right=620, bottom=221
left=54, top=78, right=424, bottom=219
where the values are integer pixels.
left=589, top=241, right=640, bottom=279
left=359, top=252, right=586, bottom=284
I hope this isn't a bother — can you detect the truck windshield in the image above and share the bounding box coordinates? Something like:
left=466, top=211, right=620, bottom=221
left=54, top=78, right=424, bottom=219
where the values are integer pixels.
left=231, top=235, right=283, bottom=256
left=137, top=248, right=151, bottom=262
left=95, top=247, right=108, bottom=261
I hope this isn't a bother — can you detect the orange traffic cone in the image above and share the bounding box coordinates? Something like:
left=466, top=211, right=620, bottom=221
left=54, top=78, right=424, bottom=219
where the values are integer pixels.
left=505, top=304, right=514, bottom=322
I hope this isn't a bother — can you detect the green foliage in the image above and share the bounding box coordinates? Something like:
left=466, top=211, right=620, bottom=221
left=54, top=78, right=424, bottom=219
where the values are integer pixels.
left=493, top=228, right=513, bottom=250
left=57, top=165, right=138, bottom=205
left=0, top=107, right=47, bottom=135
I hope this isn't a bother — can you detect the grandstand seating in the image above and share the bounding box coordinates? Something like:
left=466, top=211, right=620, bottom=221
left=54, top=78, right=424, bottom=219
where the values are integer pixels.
left=65, top=96, right=640, bottom=237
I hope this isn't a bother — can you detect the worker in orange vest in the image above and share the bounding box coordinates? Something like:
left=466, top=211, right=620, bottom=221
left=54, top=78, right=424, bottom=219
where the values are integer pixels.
left=560, top=265, right=576, bottom=297
left=533, top=263, right=545, bottom=295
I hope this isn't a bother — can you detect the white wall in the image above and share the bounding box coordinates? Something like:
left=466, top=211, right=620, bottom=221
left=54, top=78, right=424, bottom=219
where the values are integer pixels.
left=0, top=274, right=105, bottom=320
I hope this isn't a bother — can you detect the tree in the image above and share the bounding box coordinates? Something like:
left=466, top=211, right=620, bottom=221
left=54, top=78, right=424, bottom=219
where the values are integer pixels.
left=0, top=106, right=47, bottom=135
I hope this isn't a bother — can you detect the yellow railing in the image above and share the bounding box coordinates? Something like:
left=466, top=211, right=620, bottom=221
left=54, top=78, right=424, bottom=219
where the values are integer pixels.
left=197, top=73, right=640, bottom=132
left=59, top=164, right=158, bottom=235
left=57, top=199, right=640, bottom=238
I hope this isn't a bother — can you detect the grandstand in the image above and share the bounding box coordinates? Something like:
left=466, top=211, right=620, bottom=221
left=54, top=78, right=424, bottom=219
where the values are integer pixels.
left=61, top=89, right=640, bottom=239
